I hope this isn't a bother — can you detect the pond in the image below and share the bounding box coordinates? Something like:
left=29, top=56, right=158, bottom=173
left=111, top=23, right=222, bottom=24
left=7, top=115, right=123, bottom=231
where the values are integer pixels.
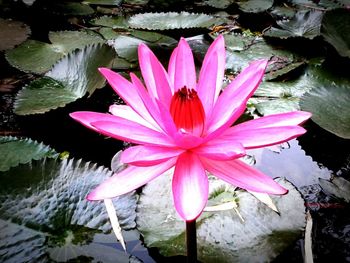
left=1, top=0, right=350, bottom=262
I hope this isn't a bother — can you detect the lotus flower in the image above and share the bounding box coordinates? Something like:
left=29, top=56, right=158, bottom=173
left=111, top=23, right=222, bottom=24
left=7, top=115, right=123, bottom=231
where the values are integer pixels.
left=70, top=35, right=311, bottom=221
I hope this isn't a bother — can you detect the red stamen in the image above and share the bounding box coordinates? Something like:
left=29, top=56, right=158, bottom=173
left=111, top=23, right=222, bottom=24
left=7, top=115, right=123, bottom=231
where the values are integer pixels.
left=170, top=87, right=205, bottom=136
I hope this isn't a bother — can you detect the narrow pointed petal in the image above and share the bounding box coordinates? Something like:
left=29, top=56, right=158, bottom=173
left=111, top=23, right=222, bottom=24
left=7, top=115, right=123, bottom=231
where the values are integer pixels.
left=109, top=104, right=159, bottom=130
left=193, top=139, right=245, bottom=160
left=173, top=38, right=197, bottom=91
left=201, top=158, right=288, bottom=195
left=197, top=35, right=225, bottom=115
left=207, top=59, right=268, bottom=135
left=172, top=152, right=208, bottom=221
left=232, top=111, right=312, bottom=131
left=121, top=145, right=184, bottom=166
left=99, top=68, right=152, bottom=122
left=70, top=111, right=121, bottom=132
left=87, top=158, right=176, bottom=200
left=138, top=44, right=173, bottom=105
left=91, top=120, right=174, bottom=147
left=221, top=126, right=307, bottom=149
left=168, top=46, right=178, bottom=85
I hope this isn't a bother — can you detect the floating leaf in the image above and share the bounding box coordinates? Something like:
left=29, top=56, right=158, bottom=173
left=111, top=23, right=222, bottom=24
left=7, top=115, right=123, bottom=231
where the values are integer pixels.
left=5, top=30, right=104, bottom=74
left=300, top=84, right=350, bottom=139
left=0, top=157, right=137, bottom=262
left=14, top=44, right=115, bottom=115
left=83, top=0, right=122, bottom=5
left=0, top=18, right=31, bottom=51
left=319, top=177, right=350, bottom=202
left=44, top=2, right=95, bottom=16
left=321, top=8, right=350, bottom=58
left=203, top=0, right=234, bottom=9
left=128, top=12, right=223, bottom=30
left=137, top=171, right=306, bottom=262
left=90, top=15, right=129, bottom=29
left=264, top=10, right=323, bottom=39
left=237, top=0, right=274, bottom=13
left=289, top=0, right=347, bottom=9
left=0, top=136, right=58, bottom=172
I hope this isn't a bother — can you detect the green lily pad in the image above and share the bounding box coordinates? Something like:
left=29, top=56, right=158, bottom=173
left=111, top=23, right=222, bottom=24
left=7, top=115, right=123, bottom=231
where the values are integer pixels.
left=90, top=15, right=129, bottom=29
left=289, top=0, right=348, bottom=9
left=300, top=83, right=350, bottom=139
left=203, top=0, right=234, bottom=9
left=137, top=173, right=306, bottom=262
left=43, top=2, right=95, bottom=16
left=0, top=136, right=58, bottom=172
left=14, top=44, right=115, bottom=115
left=128, top=12, right=223, bottom=30
left=0, top=156, right=137, bottom=262
left=0, top=18, right=31, bottom=51
left=83, top=0, right=122, bottom=5
left=5, top=30, right=104, bottom=74
left=237, top=0, right=274, bottom=13
left=319, top=177, right=350, bottom=202
left=321, top=8, right=350, bottom=58
left=264, top=10, right=323, bottom=39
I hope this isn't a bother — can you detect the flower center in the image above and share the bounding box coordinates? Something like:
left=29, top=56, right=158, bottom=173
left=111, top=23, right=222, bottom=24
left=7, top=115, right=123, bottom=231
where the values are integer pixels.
left=170, top=87, right=205, bottom=136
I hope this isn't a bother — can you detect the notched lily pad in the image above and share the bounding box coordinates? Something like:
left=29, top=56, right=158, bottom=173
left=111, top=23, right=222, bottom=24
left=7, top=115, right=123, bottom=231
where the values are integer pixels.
left=0, top=136, right=58, bottom=172
left=90, top=15, right=129, bottom=29
left=14, top=43, right=115, bottom=115
left=0, top=18, right=31, bottom=51
left=264, top=10, right=323, bottom=39
left=5, top=30, right=104, bottom=74
left=137, top=172, right=306, bottom=262
left=0, top=157, right=137, bottom=262
left=321, top=8, right=350, bottom=58
left=128, top=12, right=223, bottom=30
left=236, top=0, right=274, bottom=13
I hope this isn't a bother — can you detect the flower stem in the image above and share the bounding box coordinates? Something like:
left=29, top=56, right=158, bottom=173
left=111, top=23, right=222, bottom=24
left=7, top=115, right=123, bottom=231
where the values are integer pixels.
left=186, top=219, right=197, bottom=263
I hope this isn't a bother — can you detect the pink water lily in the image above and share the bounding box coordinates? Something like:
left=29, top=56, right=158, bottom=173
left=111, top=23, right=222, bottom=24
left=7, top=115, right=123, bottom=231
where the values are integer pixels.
left=70, top=35, right=311, bottom=221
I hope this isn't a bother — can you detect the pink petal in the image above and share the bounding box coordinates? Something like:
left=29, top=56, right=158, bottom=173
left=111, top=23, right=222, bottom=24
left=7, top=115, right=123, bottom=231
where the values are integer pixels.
left=138, top=44, right=173, bottom=105
left=172, top=152, right=208, bottom=221
left=87, top=158, right=176, bottom=200
left=109, top=104, right=159, bottom=131
left=91, top=119, right=175, bottom=147
left=193, top=139, right=245, bottom=160
left=201, top=158, right=288, bottom=195
left=70, top=111, right=120, bottom=132
left=207, top=59, right=268, bottom=135
left=221, top=126, right=307, bottom=149
left=197, top=35, right=225, bottom=116
left=232, top=111, right=312, bottom=130
left=99, top=68, right=153, bottom=123
left=168, top=46, right=178, bottom=85
left=173, top=132, right=204, bottom=149
left=173, top=38, right=197, bottom=91
left=121, top=145, right=184, bottom=166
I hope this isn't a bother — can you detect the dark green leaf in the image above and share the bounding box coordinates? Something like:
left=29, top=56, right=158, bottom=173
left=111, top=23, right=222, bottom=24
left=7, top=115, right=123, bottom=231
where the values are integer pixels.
left=0, top=136, right=58, bottom=172
left=321, top=8, right=350, bottom=58
left=237, top=0, right=274, bottom=13
left=83, top=0, right=122, bottom=5
left=264, top=10, right=323, bottom=39
left=14, top=44, right=115, bottom=115
left=128, top=12, right=223, bottom=30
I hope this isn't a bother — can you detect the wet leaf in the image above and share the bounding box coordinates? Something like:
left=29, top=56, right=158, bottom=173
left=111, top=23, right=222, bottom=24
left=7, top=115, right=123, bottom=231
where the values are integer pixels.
left=319, top=177, right=350, bottom=202
left=321, top=8, right=350, bottom=58
left=203, top=0, right=234, bottom=9
left=14, top=44, right=115, bottom=115
left=44, top=2, right=95, bottom=16
left=0, top=157, right=137, bottom=262
left=5, top=30, right=104, bottom=74
left=90, top=15, right=129, bottom=29
left=237, top=0, right=274, bottom=13
left=0, top=18, right=31, bottom=51
left=300, top=84, right=350, bottom=139
left=289, top=0, right=347, bottom=10
left=264, top=10, right=323, bottom=39
left=137, top=171, right=306, bottom=262
left=128, top=12, right=223, bottom=30
left=83, top=0, right=122, bottom=5
left=0, top=136, right=58, bottom=172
